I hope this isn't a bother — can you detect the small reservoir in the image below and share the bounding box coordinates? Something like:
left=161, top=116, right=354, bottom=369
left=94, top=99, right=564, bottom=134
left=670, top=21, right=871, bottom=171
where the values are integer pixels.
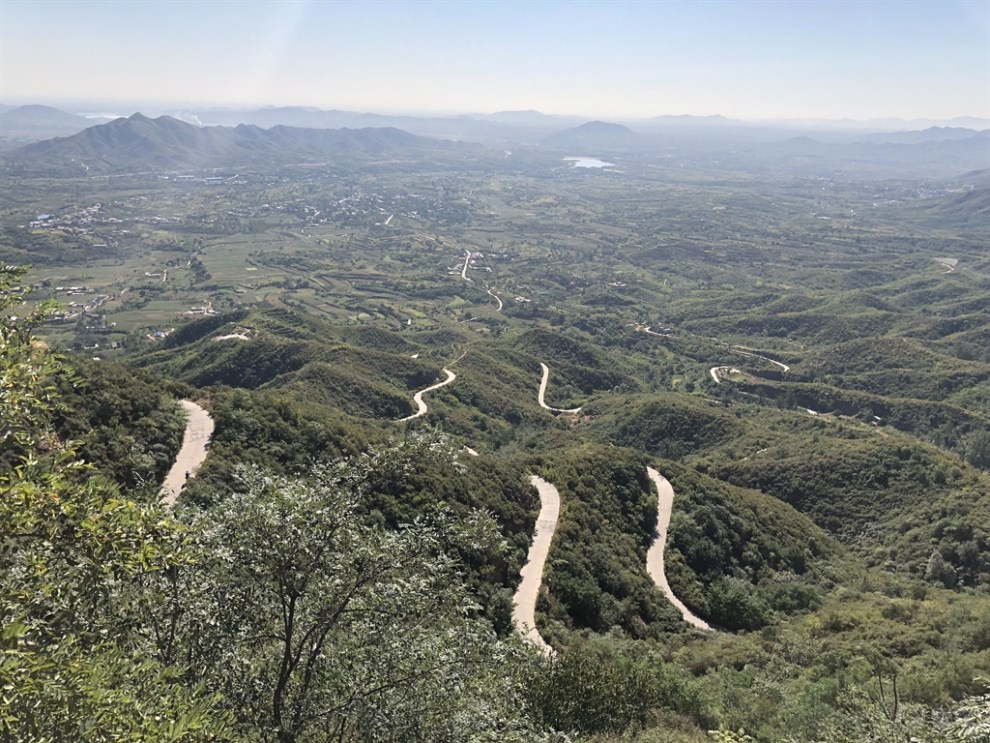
left=563, top=156, right=616, bottom=168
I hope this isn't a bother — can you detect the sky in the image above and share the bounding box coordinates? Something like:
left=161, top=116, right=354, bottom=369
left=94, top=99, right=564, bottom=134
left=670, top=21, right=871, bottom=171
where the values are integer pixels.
left=2, top=0, right=988, bottom=121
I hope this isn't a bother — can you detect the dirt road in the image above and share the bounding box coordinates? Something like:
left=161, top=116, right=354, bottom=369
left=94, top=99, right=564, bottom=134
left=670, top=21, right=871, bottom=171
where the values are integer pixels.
left=709, top=366, right=731, bottom=384
left=487, top=286, right=503, bottom=311
left=397, top=369, right=456, bottom=422
left=731, top=346, right=790, bottom=372
left=645, top=467, right=712, bottom=631
left=160, top=400, right=214, bottom=506
left=537, top=362, right=583, bottom=414
left=512, top=475, right=561, bottom=656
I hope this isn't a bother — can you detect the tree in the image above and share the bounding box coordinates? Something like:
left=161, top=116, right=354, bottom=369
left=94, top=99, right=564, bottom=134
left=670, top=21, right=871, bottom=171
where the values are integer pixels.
left=180, top=444, right=548, bottom=742
left=1, top=266, right=62, bottom=468
left=962, top=430, right=990, bottom=471
left=925, top=550, right=957, bottom=588
left=528, top=640, right=699, bottom=735
left=1, top=266, right=234, bottom=741
left=1, top=269, right=553, bottom=741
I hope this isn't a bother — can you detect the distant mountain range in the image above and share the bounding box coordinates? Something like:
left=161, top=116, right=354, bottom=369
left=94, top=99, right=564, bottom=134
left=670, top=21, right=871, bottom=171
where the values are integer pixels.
left=755, top=115, right=990, bottom=132
left=3, top=101, right=987, bottom=146
left=175, top=106, right=560, bottom=143
left=648, top=114, right=733, bottom=125
left=1, top=113, right=465, bottom=175
left=466, top=109, right=587, bottom=127
left=861, top=127, right=990, bottom=144
left=3, top=105, right=988, bottom=180
left=1, top=104, right=94, bottom=144
left=747, top=131, right=990, bottom=179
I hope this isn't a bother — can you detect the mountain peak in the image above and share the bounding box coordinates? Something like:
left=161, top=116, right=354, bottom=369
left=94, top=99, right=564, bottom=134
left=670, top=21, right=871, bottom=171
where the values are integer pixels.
left=576, top=120, right=633, bottom=133
left=0, top=104, right=92, bottom=137
left=548, top=120, right=638, bottom=150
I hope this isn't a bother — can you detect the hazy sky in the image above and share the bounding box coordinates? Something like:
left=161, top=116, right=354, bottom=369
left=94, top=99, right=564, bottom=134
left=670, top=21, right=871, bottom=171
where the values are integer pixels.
left=2, top=0, right=988, bottom=121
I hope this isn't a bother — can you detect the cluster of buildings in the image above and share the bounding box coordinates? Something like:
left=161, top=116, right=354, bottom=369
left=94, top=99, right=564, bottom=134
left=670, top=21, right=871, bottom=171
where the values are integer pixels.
left=29, top=203, right=121, bottom=232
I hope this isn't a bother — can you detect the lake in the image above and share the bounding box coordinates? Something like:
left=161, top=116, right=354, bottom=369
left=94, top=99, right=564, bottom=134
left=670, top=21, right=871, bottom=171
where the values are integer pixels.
left=563, top=157, right=616, bottom=168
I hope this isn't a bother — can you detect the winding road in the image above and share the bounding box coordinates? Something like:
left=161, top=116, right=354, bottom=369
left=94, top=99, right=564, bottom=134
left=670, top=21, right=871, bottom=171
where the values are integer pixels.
left=460, top=249, right=473, bottom=283
left=731, top=346, right=790, bottom=372
left=709, top=366, right=735, bottom=384
left=711, top=348, right=790, bottom=384
left=641, top=326, right=670, bottom=337
left=512, top=475, right=561, bottom=656
left=537, top=362, right=583, bottom=414
left=645, top=467, right=712, bottom=631
left=397, top=369, right=457, bottom=422
left=511, top=467, right=709, bottom=652
left=160, top=400, right=214, bottom=506
left=487, top=286, right=503, bottom=312
left=213, top=333, right=250, bottom=342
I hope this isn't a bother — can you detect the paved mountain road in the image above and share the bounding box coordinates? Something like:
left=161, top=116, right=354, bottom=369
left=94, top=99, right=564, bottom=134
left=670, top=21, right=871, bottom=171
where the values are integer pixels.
left=160, top=400, right=214, bottom=506
left=645, top=466, right=712, bottom=631
left=512, top=475, right=561, bottom=656
left=537, top=362, right=583, bottom=414
left=397, top=369, right=457, bottom=422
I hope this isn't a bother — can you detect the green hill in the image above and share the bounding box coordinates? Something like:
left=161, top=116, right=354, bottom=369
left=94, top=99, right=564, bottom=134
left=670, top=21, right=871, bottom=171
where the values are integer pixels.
left=3, top=112, right=461, bottom=174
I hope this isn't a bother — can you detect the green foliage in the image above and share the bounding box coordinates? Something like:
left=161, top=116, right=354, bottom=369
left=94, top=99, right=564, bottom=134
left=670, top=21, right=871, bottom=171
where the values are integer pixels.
left=708, top=730, right=757, bottom=743
left=179, top=387, right=374, bottom=504
left=0, top=267, right=232, bottom=741
left=512, top=329, right=638, bottom=396
left=963, top=430, right=990, bottom=470
left=0, top=638, right=235, bottom=742
left=710, top=434, right=990, bottom=586
left=173, top=446, right=551, bottom=742
left=662, top=463, right=835, bottom=630
left=273, top=360, right=414, bottom=418
left=0, top=266, right=63, bottom=469
left=592, top=395, right=741, bottom=460
left=528, top=640, right=701, bottom=736
left=350, top=435, right=539, bottom=609
left=54, top=359, right=186, bottom=492
left=1, top=290, right=551, bottom=741
left=730, top=376, right=990, bottom=464
left=944, top=681, right=990, bottom=742
left=926, top=550, right=958, bottom=588
left=538, top=447, right=683, bottom=639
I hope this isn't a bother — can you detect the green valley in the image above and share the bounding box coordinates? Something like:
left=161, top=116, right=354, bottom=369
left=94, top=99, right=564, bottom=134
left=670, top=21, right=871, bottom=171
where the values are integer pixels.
left=2, top=113, right=989, bottom=742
